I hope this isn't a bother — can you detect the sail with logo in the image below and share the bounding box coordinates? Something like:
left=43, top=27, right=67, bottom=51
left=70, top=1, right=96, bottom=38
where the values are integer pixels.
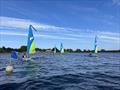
left=27, top=25, right=36, bottom=54
left=23, top=25, right=37, bottom=61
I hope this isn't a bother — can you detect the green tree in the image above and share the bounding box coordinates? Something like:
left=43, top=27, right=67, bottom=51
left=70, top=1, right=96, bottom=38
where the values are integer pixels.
left=19, top=46, right=27, bottom=52
left=75, top=49, right=82, bottom=52
left=66, top=49, right=73, bottom=52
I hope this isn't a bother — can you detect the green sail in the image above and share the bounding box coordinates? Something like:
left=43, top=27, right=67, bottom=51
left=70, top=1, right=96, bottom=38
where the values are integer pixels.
left=29, top=40, right=36, bottom=54
left=54, top=47, right=57, bottom=54
left=95, top=46, right=98, bottom=53
left=60, top=43, right=65, bottom=54
left=27, top=25, right=36, bottom=55
left=61, top=48, right=64, bottom=54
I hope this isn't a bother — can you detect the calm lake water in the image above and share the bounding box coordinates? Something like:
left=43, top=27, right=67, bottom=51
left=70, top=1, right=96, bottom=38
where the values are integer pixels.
left=0, top=52, right=120, bottom=90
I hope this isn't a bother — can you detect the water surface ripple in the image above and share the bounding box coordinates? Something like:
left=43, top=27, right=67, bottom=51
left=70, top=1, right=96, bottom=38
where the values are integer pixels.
left=0, top=52, right=120, bottom=90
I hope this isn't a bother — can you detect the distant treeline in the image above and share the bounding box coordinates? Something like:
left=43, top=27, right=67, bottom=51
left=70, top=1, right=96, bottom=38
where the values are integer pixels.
left=0, top=46, right=120, bottom=53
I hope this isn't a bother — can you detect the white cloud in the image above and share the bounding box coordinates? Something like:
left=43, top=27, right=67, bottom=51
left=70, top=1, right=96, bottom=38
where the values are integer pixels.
left=0, top=32, right=27, bottom=36
left=0, top=32, right=76, bottom=40
left=0, top=16, right=65, bottom=31
left=0, top=16, right=119, bottom=42
left=99, top=35, right=120, bottom=41
left=0, top=40, right=21, bottom=43
left=97, top=31, right=120, bottom=37
left=63, top=33, right=93, bottom=38
left=97, top=31, right=119, bottom=35
left=0, top=16, right=92, bottom=33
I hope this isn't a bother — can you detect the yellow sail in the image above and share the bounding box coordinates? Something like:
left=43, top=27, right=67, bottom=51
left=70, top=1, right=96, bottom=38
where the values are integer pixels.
left=54, top=47, right=57, bottom=54
left=95, top=46, right=98, bottom=53
left=29, top=40, right=36, bottom=54
left=60, top=43, right=65, bottom=55
left=27, top=25, right=36, bottom=55
left=61, top=48, right=65, bottom=54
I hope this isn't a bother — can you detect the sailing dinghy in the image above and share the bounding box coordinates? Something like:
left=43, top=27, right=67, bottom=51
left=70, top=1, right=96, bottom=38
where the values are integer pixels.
left=94, top=35, right=98, bottom=54
left=60, top=43, right=65, bottom=55
left=53, top=46, right=57, bottom=54
left=88, top=36, right=98, bottom=57
left=23, top=25, right=36, bottom=61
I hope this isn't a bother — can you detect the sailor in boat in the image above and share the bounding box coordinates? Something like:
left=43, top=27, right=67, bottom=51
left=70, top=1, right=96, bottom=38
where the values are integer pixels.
left=87, top=35, right=98, bottom=57
left=88, top=53, right=92, bottom=57
left=22, top=52, right=27, bottom=58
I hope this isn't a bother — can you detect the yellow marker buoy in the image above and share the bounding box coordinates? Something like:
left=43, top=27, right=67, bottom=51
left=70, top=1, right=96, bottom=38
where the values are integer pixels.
left=5, top=65, right=13, bottom=73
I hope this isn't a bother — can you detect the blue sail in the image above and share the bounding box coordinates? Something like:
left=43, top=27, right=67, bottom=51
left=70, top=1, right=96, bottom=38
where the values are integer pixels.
left=27, top=25, right=35, bottom=54
left=60, top=43, right=63, bottom=51
left=11, top=51, right=18, bottom=59
left=94, top=36, right=98, bottom=53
